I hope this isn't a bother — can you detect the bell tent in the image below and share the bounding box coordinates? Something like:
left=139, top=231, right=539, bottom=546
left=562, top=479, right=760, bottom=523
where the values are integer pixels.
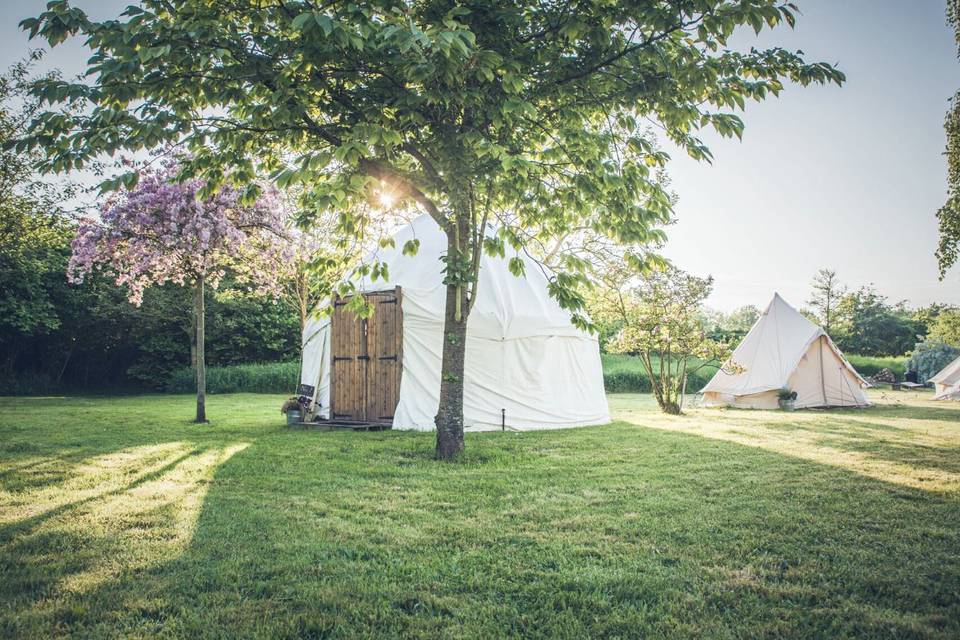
left=930, top=354, right=960, bottom=401
left=701, top=293, right=869, bottom=409
left=299, top=215, right=610, bottom=431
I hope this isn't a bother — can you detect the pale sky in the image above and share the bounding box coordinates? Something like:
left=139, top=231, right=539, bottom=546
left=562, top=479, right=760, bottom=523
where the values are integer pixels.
left=3, top=0, right=959, bottom=311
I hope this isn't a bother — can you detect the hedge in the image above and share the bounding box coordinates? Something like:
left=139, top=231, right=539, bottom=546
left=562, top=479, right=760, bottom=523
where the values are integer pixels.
left=844, top=354, right=907, bottom=379
left=153, top=353, right=908, bottom=396
left=166, top=361, right=300, bottom=395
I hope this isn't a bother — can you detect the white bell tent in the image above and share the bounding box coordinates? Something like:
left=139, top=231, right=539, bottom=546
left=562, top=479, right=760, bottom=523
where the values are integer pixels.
left=701, top=293, right=869, bottom=409
left=300, top=214, right=610, bottom=431
left=930, top=354, right=960, bottom=401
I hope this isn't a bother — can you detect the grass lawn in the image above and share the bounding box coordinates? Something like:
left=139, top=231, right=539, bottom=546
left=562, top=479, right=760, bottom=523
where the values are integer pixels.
left=1, top=391, right=958, bottom=638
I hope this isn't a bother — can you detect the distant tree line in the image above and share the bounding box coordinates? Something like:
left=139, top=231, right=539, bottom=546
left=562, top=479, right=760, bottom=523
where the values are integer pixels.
left=802, top=268, right=959, bottom=357
left=1, top=210, right=300, bottom=394
left=0, top=61, right=321, bottom=395
left=593, top=266, right=959, bottom=362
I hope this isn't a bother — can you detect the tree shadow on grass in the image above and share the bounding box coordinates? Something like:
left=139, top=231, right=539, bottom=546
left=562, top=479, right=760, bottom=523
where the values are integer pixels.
left=4, top=425, right=958, bottom=639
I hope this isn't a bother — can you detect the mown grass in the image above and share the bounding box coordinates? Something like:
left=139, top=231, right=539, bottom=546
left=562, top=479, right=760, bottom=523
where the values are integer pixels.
left=1, top=391, right=958, bottom=638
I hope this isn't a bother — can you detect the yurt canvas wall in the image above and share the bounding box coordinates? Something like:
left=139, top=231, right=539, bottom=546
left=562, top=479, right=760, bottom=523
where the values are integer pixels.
left=299, top=215, right=610, bottom=432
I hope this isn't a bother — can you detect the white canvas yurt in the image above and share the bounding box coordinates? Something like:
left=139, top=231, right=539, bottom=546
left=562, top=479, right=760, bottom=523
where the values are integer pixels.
left=299, top=214, right=610, bottom=431
left=701, top=293, right=870, bottom=409
left=930, top=354, right=960, bottom=401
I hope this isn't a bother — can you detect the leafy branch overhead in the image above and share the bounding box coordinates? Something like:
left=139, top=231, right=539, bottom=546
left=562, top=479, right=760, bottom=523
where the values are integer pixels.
left=937, top=0, right=960, bottom=278
left=18, top=0, right=843, bottom=317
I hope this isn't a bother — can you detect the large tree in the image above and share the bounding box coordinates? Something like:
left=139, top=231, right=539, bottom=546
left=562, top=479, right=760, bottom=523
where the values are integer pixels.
left=19, top=0, right=843, bottom=458
left=832, top=286, right=921, bottom=357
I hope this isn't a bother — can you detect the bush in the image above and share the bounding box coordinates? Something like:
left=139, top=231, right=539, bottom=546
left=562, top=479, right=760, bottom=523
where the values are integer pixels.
left=166, top=361, right=299, bottom=394
left=0, top=372, right=60, bottom=396
left=905, top=341, right=960, bottom=384
left=603, top=371, right=651, bottom=393
left=844, top=354, right=907, bottom=379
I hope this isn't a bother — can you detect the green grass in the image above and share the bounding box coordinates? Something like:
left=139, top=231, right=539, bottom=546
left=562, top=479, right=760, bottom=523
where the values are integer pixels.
left=2, top=391, right=958, bottom=638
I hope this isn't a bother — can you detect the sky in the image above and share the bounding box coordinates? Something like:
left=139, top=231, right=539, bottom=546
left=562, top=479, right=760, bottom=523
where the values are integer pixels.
left=1, top=0, right=958, bottom=312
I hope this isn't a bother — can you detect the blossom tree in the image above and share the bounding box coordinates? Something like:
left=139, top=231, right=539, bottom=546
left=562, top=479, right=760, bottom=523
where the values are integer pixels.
left=68, top=163, right=286, bottom=422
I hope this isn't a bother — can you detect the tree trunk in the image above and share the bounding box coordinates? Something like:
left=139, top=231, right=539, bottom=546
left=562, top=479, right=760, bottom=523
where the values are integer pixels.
left=189, top=303, right=197, bottom=368
left=194, top=275, right=208, bottom=423
left=661, top=401, right=681, bottom=415
left=434, top=221, right=470, bottom=460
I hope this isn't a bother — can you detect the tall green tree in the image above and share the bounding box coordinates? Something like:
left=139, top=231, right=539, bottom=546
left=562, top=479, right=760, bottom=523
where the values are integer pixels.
left=806, top=268, right=845, bottom=334
left=19, top=0, right=843, bottom=458
left=937, top=0, right=960, bottom=276
left=833, top=287, right=921, bottom=357
left=926, top=307, right=960, bottom=346
left=0, top=57, right=80, bottom=379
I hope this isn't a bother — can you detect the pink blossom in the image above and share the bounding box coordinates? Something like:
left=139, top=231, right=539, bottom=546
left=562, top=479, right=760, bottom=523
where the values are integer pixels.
left=68, top=162, right=287, bottom=305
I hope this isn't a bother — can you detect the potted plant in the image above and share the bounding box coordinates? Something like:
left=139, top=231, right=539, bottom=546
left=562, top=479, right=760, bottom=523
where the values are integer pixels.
left=281, top=397, right=303, bottom=425
left=777, top=388, right=798, bottom=411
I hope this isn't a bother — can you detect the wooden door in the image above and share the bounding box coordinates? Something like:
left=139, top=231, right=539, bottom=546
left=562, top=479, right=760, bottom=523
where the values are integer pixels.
left=330, top=295, right=366, bottom=420
left=330, top=287, right=403, bottom=423
left=365, top=289, right=403, bottom=422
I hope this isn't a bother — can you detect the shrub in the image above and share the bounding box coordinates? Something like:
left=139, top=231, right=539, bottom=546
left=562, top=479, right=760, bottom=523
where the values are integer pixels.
left=845, top=354, right=907, bottom=379
left=0, top=372, right=60, bottom=396
left=905, top=341, right=960, bottom=384
left=166, top=361, right=299, bottom=394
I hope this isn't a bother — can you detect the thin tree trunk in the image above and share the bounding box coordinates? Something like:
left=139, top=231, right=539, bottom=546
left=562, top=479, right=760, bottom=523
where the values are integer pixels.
left=55, top=340, right=76, bottom=385
left=434, top=220, right=469, bottom=460
left=190, top=305, right=197, bottom=368
left=195, top=275, right=207, bottom=423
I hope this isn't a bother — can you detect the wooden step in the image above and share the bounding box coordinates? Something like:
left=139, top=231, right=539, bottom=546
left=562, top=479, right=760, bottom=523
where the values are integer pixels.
left=290, top=420, right=391, bottom=431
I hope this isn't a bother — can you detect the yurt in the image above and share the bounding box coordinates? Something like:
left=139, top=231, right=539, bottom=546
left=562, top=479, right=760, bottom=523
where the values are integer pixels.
left=930, top=354, right=960, bottom=400
left=701, top=293, right=869, bottom=409
left=299, top=215, right=610, bottom=431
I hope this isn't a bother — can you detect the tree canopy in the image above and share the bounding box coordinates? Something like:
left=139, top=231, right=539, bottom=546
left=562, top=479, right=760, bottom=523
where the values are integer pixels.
left=21, top=1, right=844, bottom=305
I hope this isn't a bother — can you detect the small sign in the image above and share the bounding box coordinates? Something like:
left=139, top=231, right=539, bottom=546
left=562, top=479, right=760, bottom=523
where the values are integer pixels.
left=297, top=383, right=315, bottom=397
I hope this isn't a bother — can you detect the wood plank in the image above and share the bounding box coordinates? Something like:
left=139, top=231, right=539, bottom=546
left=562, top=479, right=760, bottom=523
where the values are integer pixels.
left=329, top=288, right=403, bottom=425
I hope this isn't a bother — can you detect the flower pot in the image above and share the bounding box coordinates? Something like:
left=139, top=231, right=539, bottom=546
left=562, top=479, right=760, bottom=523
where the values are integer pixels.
left=778, top=399, right=795, bottom=411
left=286, top=409, right=302, bottom=426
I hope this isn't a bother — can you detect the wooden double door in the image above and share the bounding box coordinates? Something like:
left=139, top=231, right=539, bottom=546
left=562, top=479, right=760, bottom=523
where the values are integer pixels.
left=330, top=287, right=403, bottom=423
